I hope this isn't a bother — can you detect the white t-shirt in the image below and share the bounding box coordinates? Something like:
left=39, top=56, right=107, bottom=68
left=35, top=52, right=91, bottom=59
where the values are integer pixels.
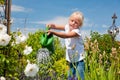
left=65, top=24, right=85, bottom=62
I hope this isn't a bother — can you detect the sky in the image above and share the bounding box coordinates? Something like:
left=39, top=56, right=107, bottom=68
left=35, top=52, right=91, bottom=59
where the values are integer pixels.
left=3, top=0, right=120, bottom=40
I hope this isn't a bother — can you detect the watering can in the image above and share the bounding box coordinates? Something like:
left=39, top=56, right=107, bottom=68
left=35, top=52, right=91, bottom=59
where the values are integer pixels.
left=40, top=27, right=54, bottom=53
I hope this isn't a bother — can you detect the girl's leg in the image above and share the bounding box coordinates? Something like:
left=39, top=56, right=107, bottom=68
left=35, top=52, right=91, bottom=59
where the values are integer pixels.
left=76, top=60, right=85, bottom=80
left=68, top=63, right=76, bottom=80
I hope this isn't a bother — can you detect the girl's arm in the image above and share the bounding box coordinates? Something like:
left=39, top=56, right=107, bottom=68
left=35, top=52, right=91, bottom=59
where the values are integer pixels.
left=48, top=30, right=79, bottom=38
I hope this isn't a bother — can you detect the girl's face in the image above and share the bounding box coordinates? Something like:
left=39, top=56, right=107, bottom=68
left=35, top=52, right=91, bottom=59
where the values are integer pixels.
left=69, top=16, right=81, bottom=30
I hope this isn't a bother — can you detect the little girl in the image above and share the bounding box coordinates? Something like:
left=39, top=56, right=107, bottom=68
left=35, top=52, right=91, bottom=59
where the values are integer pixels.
left=47, top=11, right=85, bottom=80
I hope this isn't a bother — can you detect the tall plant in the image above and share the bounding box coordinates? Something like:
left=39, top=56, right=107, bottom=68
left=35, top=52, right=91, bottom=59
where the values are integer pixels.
left=84, top=31, right=120, bottom=80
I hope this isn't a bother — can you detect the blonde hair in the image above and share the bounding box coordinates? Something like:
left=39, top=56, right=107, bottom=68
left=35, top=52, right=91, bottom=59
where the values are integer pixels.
left=70, top=11, right=84, bottom=26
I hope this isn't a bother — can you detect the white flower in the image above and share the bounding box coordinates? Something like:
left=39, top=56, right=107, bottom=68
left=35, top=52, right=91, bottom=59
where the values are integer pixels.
left=0, top=34, right=11, bottom=46
left=15, top=34, right=27, bottom=44
left=23, top=46, right=33, bottom=55
left=0, top=76, right=6, bottom=80
left=15, top=36, right=21, bottom=44
left=0, top=24, right=7, bottom=34
left=24, top=60, right=39, bottom=77
left=20, top=34, right=27, bottom=42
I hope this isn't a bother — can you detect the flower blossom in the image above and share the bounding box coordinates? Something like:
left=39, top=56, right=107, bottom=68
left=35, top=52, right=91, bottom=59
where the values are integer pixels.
left=0, top=24, right=7, bottom=34
left=24, top=60, right=39, bottom=77
left=23, top=46, right=33, bottom=55
left=0, top=76, right=6, bottom=80
left=15, top=34, right=27, bottom=44
left=0, top=34, right=11, bottom=46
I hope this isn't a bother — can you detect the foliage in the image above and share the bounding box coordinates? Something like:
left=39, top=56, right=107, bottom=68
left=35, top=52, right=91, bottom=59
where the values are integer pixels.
left=84, top=31, right=120, bottom=80
left=52, top=58, right=68, bottom=79
left=90, top=31, right=111, bottom=50
left=0, top=0, right=4, bottom=5
left=0, top=30, right=120, bottom=80
left=0, top=29, right=66, bottom=79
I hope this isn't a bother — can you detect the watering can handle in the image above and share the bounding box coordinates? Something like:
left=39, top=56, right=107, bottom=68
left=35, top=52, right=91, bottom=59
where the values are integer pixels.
left=46, top=26, right=50, bottom=31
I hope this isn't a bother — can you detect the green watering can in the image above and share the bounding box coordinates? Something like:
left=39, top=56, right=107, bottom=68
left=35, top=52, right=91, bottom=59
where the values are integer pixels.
left=40, top=27, right=54, bottom=53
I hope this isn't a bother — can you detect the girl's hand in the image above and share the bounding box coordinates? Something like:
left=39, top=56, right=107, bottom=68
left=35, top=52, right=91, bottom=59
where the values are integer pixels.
left=46, top=24, right=55, bottom=29
left=47, top=30, right=51, bottom=35
left=47, top=30, right=53, bottom=35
